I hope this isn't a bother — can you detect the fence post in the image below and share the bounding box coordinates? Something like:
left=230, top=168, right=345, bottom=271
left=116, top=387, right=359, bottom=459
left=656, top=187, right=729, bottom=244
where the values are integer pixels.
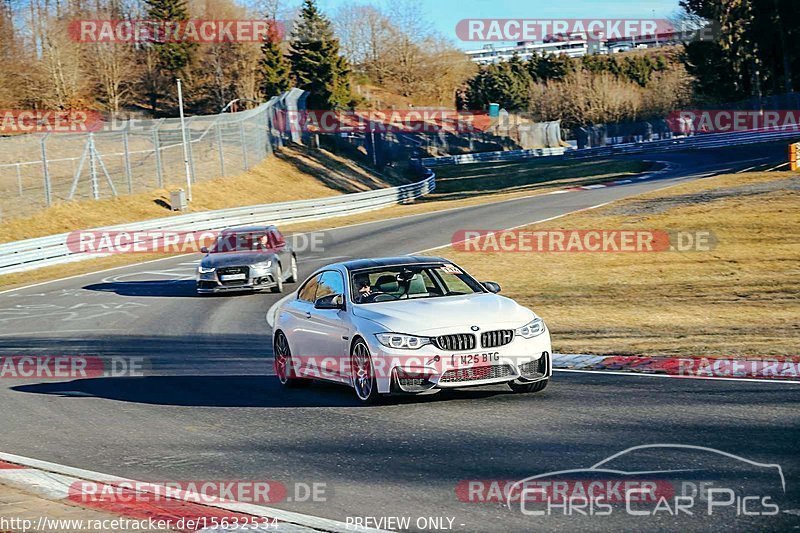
left=123, top=130, right=133, bottom=193
left=239, top=121, right=248, bottom=170
left=152, top=123, right=164, bottom=188
left=16, top=162, right=22, bottom=196
left=216, top=124, right=226, bottom=177
left=40, top=134, right=51, bottom=206
left=186, top=118, right=196, bottom=186
left=88, top=133, right=99, bottom=200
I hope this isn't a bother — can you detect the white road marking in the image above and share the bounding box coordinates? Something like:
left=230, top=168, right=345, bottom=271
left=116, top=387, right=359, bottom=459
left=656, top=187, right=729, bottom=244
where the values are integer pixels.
left=416, top=202, right=612, bottom=253
left=0, top=452, right=386, bottom=533
left=767, top=162, right=790, bottom=172
left=0, top=163, right=675, bottom=297
left=0, top=329, right=117, bottom=337
left=554, top=368, right=800, bottom=384
left=0, top=254, right=198, bottom=296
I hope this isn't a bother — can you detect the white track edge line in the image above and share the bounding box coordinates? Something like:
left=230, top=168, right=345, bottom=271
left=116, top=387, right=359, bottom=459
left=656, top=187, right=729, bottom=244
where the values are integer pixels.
left=0, top=451, right=388, bottom=533
left=554, top=368, right=800, bottom=384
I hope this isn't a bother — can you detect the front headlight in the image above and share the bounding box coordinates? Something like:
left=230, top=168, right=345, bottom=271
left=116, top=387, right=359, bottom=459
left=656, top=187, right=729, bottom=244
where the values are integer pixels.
left=251, top=261, right=272, bottom=273
left=198, top=266, right=216, bottom=274
left=516, top=318, right=546, bottom=339
left=375, top=333, right=431, bottom=350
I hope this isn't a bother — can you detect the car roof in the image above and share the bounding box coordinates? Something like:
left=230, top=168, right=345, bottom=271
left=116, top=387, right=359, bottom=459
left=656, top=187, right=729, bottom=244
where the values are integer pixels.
left=219, top=225, right=276, bottom=234
left=338, top=256, right=450, bottom=271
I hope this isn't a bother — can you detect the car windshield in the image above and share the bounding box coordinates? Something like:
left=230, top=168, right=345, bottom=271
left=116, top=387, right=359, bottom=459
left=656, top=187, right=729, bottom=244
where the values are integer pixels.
left=210, top=232, right=271, bottom=253
left=350, top=264, right=485, bottom=304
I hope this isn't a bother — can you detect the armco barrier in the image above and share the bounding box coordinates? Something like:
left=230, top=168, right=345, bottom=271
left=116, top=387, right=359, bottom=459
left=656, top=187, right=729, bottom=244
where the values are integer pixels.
left=420, top=127, right=800, bottom=166
left=566, top=126, right=800, bottom=159
left=420, top=147, right=566, bottom=167
left=0, top=172, right=435, bottom=276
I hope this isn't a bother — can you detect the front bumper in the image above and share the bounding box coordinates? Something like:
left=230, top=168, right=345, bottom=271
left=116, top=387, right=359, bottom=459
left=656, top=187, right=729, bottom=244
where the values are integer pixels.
left=365, top=334, right=552, bottom=395
left=197, top=272, right=277, bottom=293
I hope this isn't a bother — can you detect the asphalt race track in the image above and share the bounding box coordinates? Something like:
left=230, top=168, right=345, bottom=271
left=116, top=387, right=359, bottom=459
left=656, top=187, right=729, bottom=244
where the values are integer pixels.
left=0, top=143, right=798, bottom=531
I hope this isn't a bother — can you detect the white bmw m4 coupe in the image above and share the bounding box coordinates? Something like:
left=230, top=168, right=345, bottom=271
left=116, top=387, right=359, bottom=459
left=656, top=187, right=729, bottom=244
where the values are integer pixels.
left=273, top=256, right=552, bottom=404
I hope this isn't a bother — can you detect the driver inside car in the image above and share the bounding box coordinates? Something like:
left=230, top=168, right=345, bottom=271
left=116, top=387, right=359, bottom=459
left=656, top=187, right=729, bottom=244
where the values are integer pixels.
left=354, top=274, right=373, bottom=302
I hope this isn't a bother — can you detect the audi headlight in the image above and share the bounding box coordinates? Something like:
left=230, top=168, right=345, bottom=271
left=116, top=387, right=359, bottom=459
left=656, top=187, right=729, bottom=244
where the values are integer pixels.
left=251, top=261, right=272, bottom=273
left=197, top=266, right=216, bottom=274
left=516, top=318, right=545, bottom=339
left=375, top=333, right=431, bottom=350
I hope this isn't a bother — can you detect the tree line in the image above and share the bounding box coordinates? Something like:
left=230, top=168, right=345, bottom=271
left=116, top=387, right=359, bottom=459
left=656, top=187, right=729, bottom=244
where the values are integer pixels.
left=0, top=0, right=477, bottom=116
left=459, top=0, right=800, bottom=127
left=459, top=52, right=692, bottom=128
left=0, top=0, right=352, bottom=115
left=681, top=0, right=800, bottom=104
left=3, top=0, right=793, bottom=126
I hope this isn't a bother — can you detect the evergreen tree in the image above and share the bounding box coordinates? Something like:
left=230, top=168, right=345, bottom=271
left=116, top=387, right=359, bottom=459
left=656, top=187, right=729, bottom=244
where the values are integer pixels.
left=143, top=0, right=196, bottom=115
left=462, top=55, right=533, bottom=110
left=289, top=0, right=351, bottom=109
left=681, top=0, right=800, bottom=101
left=260, top=19, right=291, bottom=99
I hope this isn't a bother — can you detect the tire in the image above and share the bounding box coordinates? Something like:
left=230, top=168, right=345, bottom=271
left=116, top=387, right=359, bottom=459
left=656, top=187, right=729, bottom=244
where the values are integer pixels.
left=287, top=255, right=298, bottom=283
left=351, top=339, right=381, bottom=405
left=508, top=379, right=549, bottom=394
left=274, top=331, right=308, bottom=388
left=271, top=264, right=284, bottom=293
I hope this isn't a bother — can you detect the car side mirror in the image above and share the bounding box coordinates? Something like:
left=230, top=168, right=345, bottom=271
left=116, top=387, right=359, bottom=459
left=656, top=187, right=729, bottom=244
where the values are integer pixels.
left=483, top=281, right=502, bottom=294
left=200, top=246, right=209, bottom=254
left=315, top=294, right=345, bottom=310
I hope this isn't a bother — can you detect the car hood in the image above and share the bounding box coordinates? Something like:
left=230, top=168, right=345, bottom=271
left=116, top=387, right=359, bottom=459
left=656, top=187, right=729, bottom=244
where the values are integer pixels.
left=201, top=252, right=274, bottom=268
left=351, top=293, right=536, bottom=334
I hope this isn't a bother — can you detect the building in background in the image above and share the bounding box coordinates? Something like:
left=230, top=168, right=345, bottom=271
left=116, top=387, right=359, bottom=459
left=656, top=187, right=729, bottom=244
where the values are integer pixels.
left=466, top=31, right=679, bottom=65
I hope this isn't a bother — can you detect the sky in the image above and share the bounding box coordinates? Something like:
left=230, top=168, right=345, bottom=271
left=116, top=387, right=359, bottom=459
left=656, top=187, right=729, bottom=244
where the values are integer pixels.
left=315, top=0, right=684, bottom=50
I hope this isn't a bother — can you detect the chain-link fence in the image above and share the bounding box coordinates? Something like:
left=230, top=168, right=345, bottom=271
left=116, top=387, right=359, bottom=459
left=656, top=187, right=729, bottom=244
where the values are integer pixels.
left=317, top=118, right=564, bottom=174
left=564, top=92, right=800, bottom=149
left=0, top=88, right=307, bottom=220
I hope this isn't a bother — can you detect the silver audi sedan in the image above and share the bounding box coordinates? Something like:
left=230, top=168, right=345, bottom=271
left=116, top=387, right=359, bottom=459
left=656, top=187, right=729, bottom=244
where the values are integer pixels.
left=196, top=225, right=298, bottom=294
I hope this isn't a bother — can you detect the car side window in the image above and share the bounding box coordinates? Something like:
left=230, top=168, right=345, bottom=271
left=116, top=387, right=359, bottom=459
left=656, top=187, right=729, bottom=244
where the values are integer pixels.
left=298, top=274, right=321, bottom=302
left=316, top=271, right=345, bottom=301
left=271, top=229, right=285, bottom=247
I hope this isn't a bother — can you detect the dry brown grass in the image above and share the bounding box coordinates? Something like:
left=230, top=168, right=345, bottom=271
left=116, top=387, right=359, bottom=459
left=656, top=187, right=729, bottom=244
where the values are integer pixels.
left=442, top=171, right=800, bottom=357
left=0, top=146, right=388, bottom=243
left=0, top=157, right=647, bottom=290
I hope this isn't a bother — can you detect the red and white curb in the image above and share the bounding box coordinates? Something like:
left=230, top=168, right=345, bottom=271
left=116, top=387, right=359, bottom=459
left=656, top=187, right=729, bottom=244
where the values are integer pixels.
left=0, top=452, right=386, bottom=533
left=553, top=354, right=800, bottom=383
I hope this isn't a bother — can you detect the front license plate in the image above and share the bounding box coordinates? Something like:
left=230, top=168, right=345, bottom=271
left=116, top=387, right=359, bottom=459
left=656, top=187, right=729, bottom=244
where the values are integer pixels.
left=220, top=273, right=247, bottom=281
left=453, top=352, right=500, bottom=367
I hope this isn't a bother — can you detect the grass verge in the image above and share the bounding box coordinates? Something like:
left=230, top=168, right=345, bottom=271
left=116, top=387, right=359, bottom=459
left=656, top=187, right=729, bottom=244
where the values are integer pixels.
left=0, top=157, right=648, bottom=290
left=440, top=171, right=799, bottom=357
left=0, top=146, right=390, bottom=244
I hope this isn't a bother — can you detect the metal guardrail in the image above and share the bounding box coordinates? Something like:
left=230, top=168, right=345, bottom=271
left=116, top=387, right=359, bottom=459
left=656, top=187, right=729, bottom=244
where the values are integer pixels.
left=420, top=147, right=566, bottom=167
left=565, top=127, right=800, bottom=159
left=420, top=127, right=800, bottom=166
left=0, top=172, right=435, bottom=276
